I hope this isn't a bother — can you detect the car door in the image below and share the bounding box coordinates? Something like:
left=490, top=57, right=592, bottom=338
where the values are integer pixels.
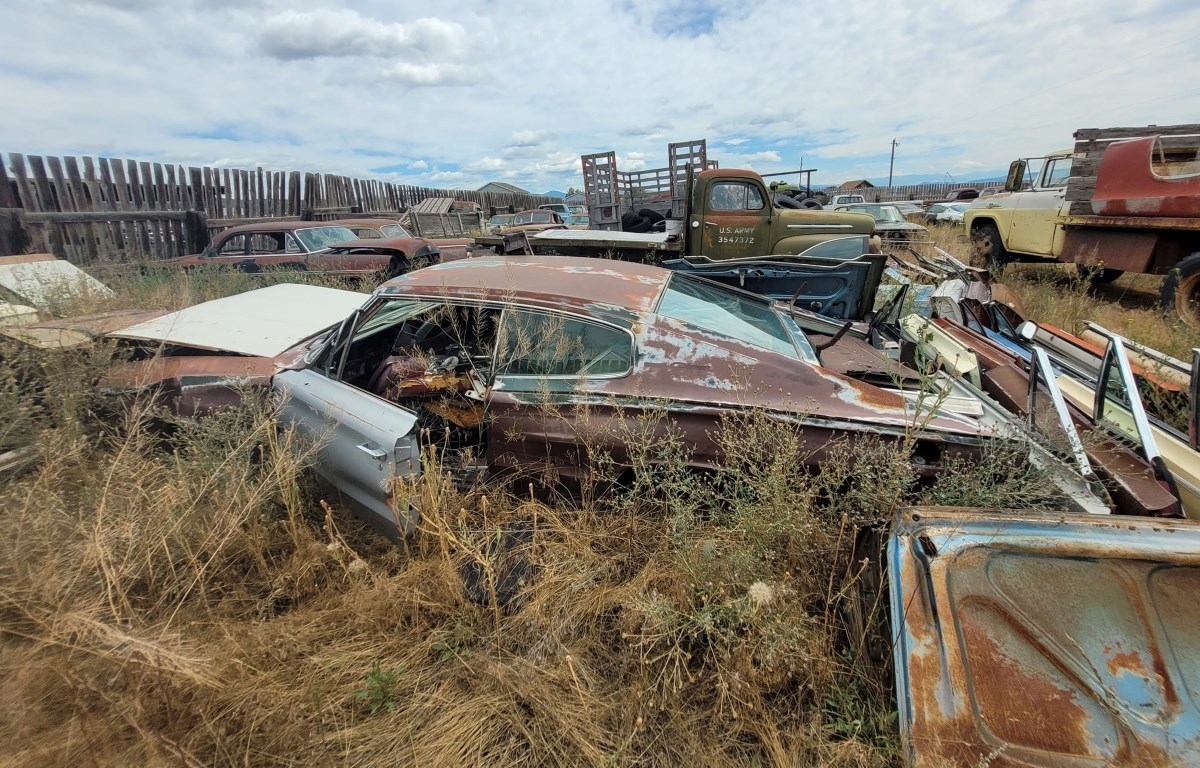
left=274, top=308, right=422, bottom=538
left=1005, top=156, right=1071, bottom=256
left=699, top=179, right=773, bottom=260
left=486, top=307, right=636, bottom=489
left=276, top=368, right=419, bottom=537
left=890, top=505, right=1200, bottom=767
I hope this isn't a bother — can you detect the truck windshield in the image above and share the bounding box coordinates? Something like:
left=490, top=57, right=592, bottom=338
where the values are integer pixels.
left=656, top=274, right=803, bottom=360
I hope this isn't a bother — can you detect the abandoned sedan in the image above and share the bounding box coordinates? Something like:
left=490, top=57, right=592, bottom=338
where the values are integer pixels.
left=167, top=221, right=439, bottom=278
left=274, top=255, right=994, bottom=537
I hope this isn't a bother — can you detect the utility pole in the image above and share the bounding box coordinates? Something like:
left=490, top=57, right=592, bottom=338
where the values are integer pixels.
left=887, top=138, right=899, bottom=193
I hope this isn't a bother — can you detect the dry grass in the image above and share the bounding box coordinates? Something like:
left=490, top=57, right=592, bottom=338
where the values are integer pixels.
left=0, top=316, right=917, bottom=767
left=0, top=249, right=1130, bottom=767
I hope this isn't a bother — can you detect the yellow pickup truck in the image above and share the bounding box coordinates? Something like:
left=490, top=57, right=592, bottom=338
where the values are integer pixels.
left=963, top=125, right=1200, bottom=328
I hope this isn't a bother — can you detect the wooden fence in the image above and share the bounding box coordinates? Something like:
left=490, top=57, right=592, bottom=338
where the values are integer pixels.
left=812, top=179, right=1003, bottom=203
left=0, top=152, right=558, bottom=263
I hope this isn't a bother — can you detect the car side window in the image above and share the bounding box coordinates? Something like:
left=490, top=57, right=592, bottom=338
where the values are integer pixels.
left=1042, top=158, right=1073, bottom=188
left=709, top=182, right=765, bottom=211
left=216, top=234, right=247, bottom=255
left=249, top=233, right=283, bottom=253
left=284, top=233, right=303, bottom=254
left=353, top=227, right=382, bottom=239
left=496, top=310, right=632, bottom=377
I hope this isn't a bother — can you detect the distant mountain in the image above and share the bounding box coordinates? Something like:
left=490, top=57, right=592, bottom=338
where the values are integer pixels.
left=542, top=190, right=566, bottom=199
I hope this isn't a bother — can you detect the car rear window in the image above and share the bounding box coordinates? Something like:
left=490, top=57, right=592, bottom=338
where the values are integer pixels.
left=657, top=275, right=800, bottom=360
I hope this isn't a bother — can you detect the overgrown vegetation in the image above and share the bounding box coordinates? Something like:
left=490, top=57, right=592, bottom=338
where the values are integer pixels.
left=0, top=253, right=1168, bottom=766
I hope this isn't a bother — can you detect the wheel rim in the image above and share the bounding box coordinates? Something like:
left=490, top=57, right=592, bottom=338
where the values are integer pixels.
left=1177, top=270, right=1200, bottom=329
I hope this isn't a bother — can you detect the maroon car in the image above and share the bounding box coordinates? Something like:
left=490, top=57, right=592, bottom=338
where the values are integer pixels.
left=333, top=218, right=470, bottom=262
left=167, top=221, right=440, bottom=278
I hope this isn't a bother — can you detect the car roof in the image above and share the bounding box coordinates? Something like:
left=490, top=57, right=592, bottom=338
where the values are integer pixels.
left=218, top=221, right=354, bottom=235
left=330, top=218, right=402, bottom=228
left=380, top=255, right=670, bottom=314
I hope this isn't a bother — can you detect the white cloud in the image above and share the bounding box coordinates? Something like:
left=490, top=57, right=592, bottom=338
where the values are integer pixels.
left=464, top=156, right=505, bottom=172
left=379, top=61, right=473, bottom=86
left=259, top=10, right=465, bottom=60
left=508, top=130, right=546, bottom=148
left=743, top=151, right=780, bottom=163
left=2, top=0, right=1198, bottom=191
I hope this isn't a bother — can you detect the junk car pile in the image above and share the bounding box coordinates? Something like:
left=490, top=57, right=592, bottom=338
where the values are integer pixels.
left=6, top=202, right=1200, bottom=766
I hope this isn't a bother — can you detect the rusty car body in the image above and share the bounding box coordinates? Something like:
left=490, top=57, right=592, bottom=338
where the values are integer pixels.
left=1091, top=135, right=1200, bottom=218
left=890, top=505, right=1200, bottom=767
left=99, top=283, right=369, bottom=417
left=272, top=255, right=1008, bottom=537
left=166, top=221, right=439, bottom=278
left=333, top=217, right=471, bottom=263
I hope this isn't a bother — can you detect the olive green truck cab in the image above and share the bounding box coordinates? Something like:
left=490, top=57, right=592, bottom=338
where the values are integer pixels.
left=964, top=124, right=1200, bottom=328
left=479, top=167, right=875, bottom=262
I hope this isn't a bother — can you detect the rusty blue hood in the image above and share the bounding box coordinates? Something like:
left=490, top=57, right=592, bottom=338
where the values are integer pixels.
left=890, top=506, right=1200, bottom=766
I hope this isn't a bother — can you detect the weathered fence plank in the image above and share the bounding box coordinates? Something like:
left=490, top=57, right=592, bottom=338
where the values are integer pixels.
left=1, top=151, right=558, bottom=261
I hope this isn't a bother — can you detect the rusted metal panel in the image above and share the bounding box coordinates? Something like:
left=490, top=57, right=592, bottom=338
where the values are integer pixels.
left=110, top=283, right=366, bottom=357
left=891, top=505, right=1200, bottom=767
left=1091, top=136, right=1200, bottom=218
left=1062, top=228, right=1159, bottom=273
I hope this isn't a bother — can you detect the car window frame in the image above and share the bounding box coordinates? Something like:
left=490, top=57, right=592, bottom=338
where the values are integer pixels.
left=492, top=305, right=635, bottom=381
left=214, top=233, right=249, bottom=257
left=709, top=181, right=766, bottom=212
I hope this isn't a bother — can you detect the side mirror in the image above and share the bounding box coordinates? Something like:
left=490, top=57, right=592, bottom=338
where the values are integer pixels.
left=1005, top=160, right=1026, bottom=193
left=1017, top=320, right=1038, bottom=342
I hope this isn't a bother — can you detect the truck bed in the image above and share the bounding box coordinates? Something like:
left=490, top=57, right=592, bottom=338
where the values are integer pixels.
left=1061, top=214, right=1200, bottom=231
left=528, top=228, right=683, bottom=252
left=477, top=227, right=686, bottom=258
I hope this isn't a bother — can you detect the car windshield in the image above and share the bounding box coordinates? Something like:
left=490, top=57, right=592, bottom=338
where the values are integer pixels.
left=948, top=203, right=970, bottom=212
left=657, top=275, right=801, bottom=360
left=380, top=224, right=412, bottom=238
left=847, top=204, right=904, bottom=223
left=295, top=225, right=357, bottom=251
left=514, top=211, right=553, bottom=225
left=489, top=215, right=515, bottom=226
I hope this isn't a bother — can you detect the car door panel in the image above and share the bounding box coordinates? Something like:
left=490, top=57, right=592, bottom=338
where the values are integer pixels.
left=890, top=506, right=1200, bottom=767
left=275, top=368, right=420, bottom=537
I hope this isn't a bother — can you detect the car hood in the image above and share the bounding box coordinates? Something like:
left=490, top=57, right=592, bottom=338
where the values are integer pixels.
left=890, top=506, right=1200, bottom=767
left=0, top=254, right=113, bottom=308
left=330, top=236, right=434, bottom=252
left=109, top=283, right=368, bottom=357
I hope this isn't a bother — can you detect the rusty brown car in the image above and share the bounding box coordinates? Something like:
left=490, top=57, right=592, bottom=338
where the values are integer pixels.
left=272, top=254, right=1002, bottom=538
left=333, top=218, right=470, bottom=263
left=166, top=221, right=440, bottom=278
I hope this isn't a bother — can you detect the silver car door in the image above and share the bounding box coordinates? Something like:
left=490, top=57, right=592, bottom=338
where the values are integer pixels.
left=275, top=367, right=420, bottom=538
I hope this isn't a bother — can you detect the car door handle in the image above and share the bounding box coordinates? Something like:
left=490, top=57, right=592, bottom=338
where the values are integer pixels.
left=986, top=203, right=1001, bottom=208
left=357, top=443, right=387, bottom=460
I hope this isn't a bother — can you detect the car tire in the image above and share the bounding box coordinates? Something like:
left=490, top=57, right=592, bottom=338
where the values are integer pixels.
left=383, top=254, right=408, bottom=280
left=637, top=208, right=665, bottom=224
left=1160, top=252, right=1200, bottom=330
left=799, top=197, right=823, bottom=209
left=970, top=221, right=1008, bottom=268
left=623, top=215, right=651, bottom=233
left=775, top=195, right=803, bottom=209
left=1076, top=264, right=1124, bottom=284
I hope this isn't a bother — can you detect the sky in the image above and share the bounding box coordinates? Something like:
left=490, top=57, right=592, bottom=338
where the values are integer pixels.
left=2, top=0, right=1199, bottom=193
